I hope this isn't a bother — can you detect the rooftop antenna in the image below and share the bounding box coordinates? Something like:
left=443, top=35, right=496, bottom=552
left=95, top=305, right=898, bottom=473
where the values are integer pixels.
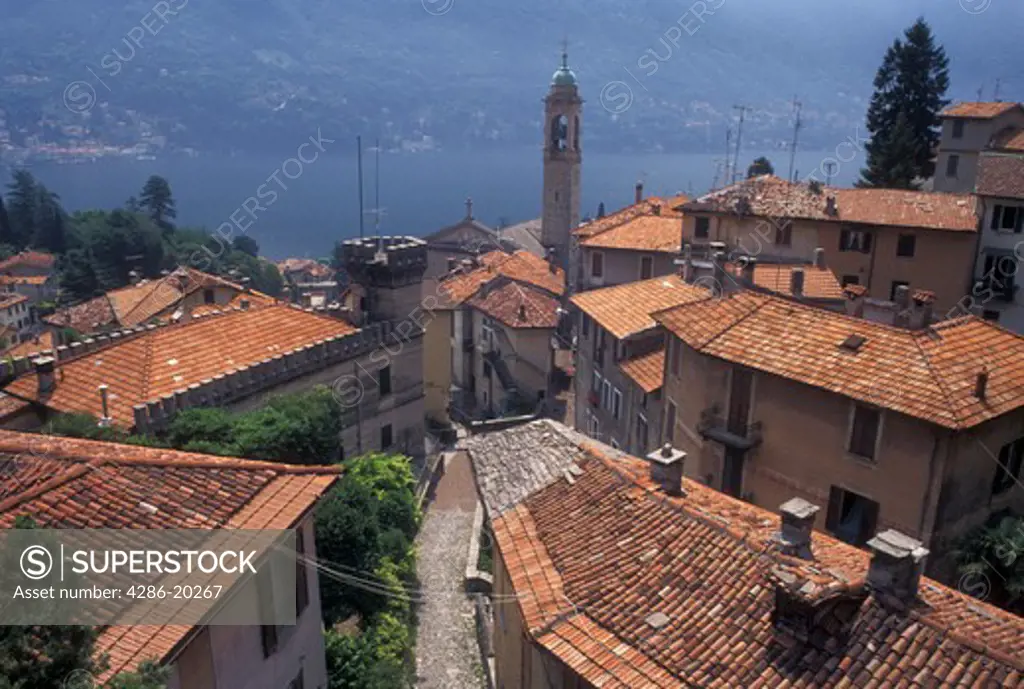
left=364, top=138, right=387, bottom=253
left=994, top=78, right=1002, bottom=101
left=731, top=105, right=751, bottom=185
left=787, top=97, right=803, bottom=183
left=976, top=82, right=985, bottom=101
left=723, top=127, right=732, bottom=187
left=824, top=161, right=836, bottom=187
left=710, top=158, right=723, bottom=191
left=356, top=136, right=365, bottom=238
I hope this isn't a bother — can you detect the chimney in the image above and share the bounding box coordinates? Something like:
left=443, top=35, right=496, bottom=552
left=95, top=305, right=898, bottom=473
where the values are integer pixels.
left=677, top=244, right=694, bottom=283
left=909, top=290, right=934, bottom=330
left=646, top=443, right=686, bottom=496
left=778, top=498, right=819, bottom=560
left=866, top=529, right=929, bottom=606
left=447, top=257, right=457, bottom=273
left=813, top=247, right=826, bottom=270
left=98, top=384, right=113, bottom=427
left=518, top=303, right=527, bottom=321
left=790, top=268, right=805, bottom=298
left=975, top=368, right=989, bottom=400
left=739, top=257, right=757, bottom=286
left=652, top=203, right=662, bottom=216
left=635, top=181, right=644, bottom=204
left=825, top=196, right=838, bottom=217
left=843, top=284, right=866, bottom=317
left=893, top=285, right=910, bottom=310
left=33, top=357, right=56, bottom=396
left=239, top=298, right=250, bottom=311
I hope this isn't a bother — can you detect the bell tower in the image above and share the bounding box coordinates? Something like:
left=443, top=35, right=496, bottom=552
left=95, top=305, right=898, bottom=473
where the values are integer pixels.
left=541, top=48, right=582, bottom=280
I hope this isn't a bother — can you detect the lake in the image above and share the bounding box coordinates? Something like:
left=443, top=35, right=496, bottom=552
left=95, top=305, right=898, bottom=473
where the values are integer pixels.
left=4, top=147, right=860, bottom=260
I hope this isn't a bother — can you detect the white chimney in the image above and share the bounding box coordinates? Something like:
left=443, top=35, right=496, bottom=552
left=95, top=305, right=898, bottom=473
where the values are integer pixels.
left=33, top=357, right=56, bottom=396
left=813, top=247, right=826, bottom=270
left=646, top=443, right=686, bottom=496
left=98, top=384, right=113, bottom=427
left=778, top=498, right=819, bottom=559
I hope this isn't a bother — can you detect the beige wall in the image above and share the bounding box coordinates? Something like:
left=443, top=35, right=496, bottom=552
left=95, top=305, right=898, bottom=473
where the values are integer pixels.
left=167, top=517, right=329, bottom=689
left=579, top=247, right=676, bottom=291
left=471, top=307, right=553, bottom=415
left=683, top=213, right=821, bottom=262
left=661, top=332, right=1024, bottom=575
left=423, top=309, right=453, bottom=423
left=935, top=110, right=1024, bottom=193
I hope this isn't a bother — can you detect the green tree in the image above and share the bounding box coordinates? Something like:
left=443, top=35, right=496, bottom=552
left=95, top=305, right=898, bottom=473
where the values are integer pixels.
left=859, top=17, right=949, bottom=187
left=0, top=194, right=13, bottom=246
left=138, top=175, right=177, bottom=231
left=57, top=248, right=100, bottom=302
left=5, top=169, right=40, bottom=248
left=747, top=156, right=775, bottom=178
left=955, top=515, right=1024, bottom=614
left=32, top=188, right=68, bottom=254
left=70, top=209, right=165, bottom=292
left=858, top=110, right=920, bottom=189
left=232, top=235, right=260, bottom=258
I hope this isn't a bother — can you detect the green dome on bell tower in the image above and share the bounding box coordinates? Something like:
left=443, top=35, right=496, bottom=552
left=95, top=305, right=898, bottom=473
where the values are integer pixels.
left=551, top=50, right=577, bottom=87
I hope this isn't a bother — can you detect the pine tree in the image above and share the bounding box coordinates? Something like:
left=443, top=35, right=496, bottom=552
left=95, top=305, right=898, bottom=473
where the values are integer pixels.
left=5, top=169, right=40, bottom=249
left=138, top=175, right=177, bottom=231
left=747, top=156, right=775, bottom=178
left=0, top=194, right=12, bottom=246
left=31, top=188, right=68, bottom=254
left=859, top=17, right=949, bottom=187
left=859, top=111, right=921, bottom=189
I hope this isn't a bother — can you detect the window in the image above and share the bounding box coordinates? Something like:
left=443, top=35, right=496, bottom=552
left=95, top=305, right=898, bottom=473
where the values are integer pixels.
left=610, top=438, right=620, bottom=449
left=581, top=314, right=590, bottom=338
left=889, top=281, right=909, bottom=302
left=983, top=309, right=1001, bottom=322
left=992, top=437, right=1024, bottom=495
left=848, top=404, right=881, bottom=460
left=991, top=205, right=1023, bottom=233
left=640, top=255, right=654, bottom=280
left=839, top=229, right=872, bottom=253
left=952, top=119, right=964, bottom=139
left=378, top=365, right=392, bottom=396
left=896, top=234, right=916, bottom=258
left=841, top=275, right=860, bottom=287
left=295, top=527, right=309, bottom=617
left=695, top=217, right=710, bottom=239
left=826, top=486, right=879, bottom=546
left=670, top=339, right=681, bottom=377
left=203, top=288, right=215, bottom=304
left=591, top=252, right=604, bottom=279
left=774, top=221, right=792, bottom=247
left=612, top=388, right=622, bottom=420
left=946, top=154, right=959, bottom=178
left=636, top=414, right=649, bottom=453
left=592, top=370, right=601, bottom=392
left=665, top=401, right=677, bottom=443
left=983, top=253, right=1017, bottom=300
left=286, top=670, right=305, bottom=689
left=602, top=380, right=612, bottom=409
left=381, top=424, right=393, bottom=449
left=483, top=361, right=492, bottom=378
left=587, top=412, right=600, bottom=438
left=257, top=565, right=278, bottom=657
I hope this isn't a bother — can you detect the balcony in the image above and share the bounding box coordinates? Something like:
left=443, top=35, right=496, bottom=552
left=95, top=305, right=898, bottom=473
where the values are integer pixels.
left=698, top=407, right=763, bottom=450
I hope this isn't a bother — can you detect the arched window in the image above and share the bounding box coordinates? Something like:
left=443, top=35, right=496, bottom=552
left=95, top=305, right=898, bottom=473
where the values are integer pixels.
left=573, top=115, right=580, bottom=151
left=550, top=114, right=569, bottom=152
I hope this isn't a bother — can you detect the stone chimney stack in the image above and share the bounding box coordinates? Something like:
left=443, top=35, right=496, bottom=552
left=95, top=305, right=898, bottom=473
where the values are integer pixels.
left=790, top=268, right=805, bottom=298
left=33, top=357, right=56, bottom=397
left=447, top=257, right=457, bottom=273
left=908, top=290, right=934, bottom=330
left=893, top=285, right=911, bottom=327
left=635, top=181, right=644, bottom=205
left=814, top=247, right=826, bottom=270
left=677, top=244, right=694, bottom=283
left=646, top=443, right=686, bottom=496
left=843, top=284, right=866, bottom=318
left=239, top=298, right=250, bottom=311
left=98, top=383, right=113, bottom=427
left=739, top=257, right=757, bottom=286
left=975, top=368, right=989, bottom=400
left=825, top=196, right=838, bottom=217
left=778, top=498, right=819, bottom=560
left=866, top=529, right=929, bottom=607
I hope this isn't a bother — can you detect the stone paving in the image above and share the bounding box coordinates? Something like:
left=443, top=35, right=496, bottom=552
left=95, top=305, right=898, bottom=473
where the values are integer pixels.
left=414, top=452, right=486, bottom=689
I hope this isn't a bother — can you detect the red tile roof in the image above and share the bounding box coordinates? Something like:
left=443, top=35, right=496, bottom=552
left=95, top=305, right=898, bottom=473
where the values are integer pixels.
left=991, top=127, right=1024, bottom=152
left=977, top=153, right=1024, bottom=200
left=277, top=258, right=334, bottom=280
left=469, top=421, right=1024, bottom=688
left=942, top=101, right=1022, bottom=119
left=654, top=291, right=1024, bottom=430
left=685, top=176, right=979, bottom=232
left=0, top=251, right=56, bottom=273
left=0, top=275, right=49, bottom=286
left=1, top=331, right=57, bottom=359
left=0, top=293, right=28, bottom=309
left=467, top=281, right=560, bottom=329
left=0, top=430, right=340, bottom=681
left=575, top=195, right=688, bottom=241
left=618, top=347, right=665, bottom=393
left=570, top=275, right=710, bottom=339
left=5, top=303, right=357, bottom=428
left=44, top=267, right=274, bottom=333
left=724, top=262, right=844, bottom=300
left=579, top=215, right=682, bottom=253
left=438, top=250, right=565, bottom=305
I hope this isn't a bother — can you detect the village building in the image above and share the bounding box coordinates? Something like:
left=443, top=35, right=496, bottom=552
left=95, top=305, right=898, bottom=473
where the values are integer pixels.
left=277, top=258, right=341, bottom=308
left=0, top=430, right=340, bottom=689
left=465, top=419, right=1024, bottom=689
left=0, top=250, right=58, bottom=307
left=681, top=176, right=981, bottom=312
left=934, top=101, right=1024, bottom=193
left=649, top=287, right=1024, bottom=575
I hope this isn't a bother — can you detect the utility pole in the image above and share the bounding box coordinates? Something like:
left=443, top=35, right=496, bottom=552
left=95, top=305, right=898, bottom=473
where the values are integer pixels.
left=356, top=136, right=365, bottom=238
left=976, top=82, right=985, bottom=101
left=824, top=161, right=836, bottom=187
left=994, top=78, right=1002, bottom=101
left=365, top=139, right=387, bottom=251
left=787, top=97, right=803, bottom=183
left=723, top=128, right=732, bottom=187
left=731, top=105, right=751, bottom=185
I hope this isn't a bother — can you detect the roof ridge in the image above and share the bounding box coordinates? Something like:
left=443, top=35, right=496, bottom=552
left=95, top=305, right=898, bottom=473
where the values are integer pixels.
left=0, top=462, right=91, bottom=514
left=693, top=293, right=770, bottom=351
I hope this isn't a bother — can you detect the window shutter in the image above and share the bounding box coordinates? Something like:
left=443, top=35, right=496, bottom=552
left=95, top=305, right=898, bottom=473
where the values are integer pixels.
left=862, top=232, right=873, bottom=254
left=992, top=206, right=1003, bottom=230
left=839, top=230, right=848, bottom=251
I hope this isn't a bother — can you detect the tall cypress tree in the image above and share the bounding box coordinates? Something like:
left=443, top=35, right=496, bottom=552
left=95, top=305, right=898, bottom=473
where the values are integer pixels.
left=859, top=17, right=949, bottom=188
left=0, top=194, right=13, bottom=247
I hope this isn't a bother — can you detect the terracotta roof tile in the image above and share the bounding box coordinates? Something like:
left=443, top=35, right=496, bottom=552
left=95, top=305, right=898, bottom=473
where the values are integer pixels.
left=570, top=275, right=710, bottom=339
left=618, top=347, right=665, bottom=393
left=942, top=101, right=1022, bottom=119
left=277, top=258, right=334, bottom=279
left=725, top=262, right=844, bottom=300
left=5, top=303, right=357, bottom=427
left=580, top=215, right=682, bottom=253
left=575, top=196, right=687, bottom=241
left=469, top=420, right=1024, bottom=688
left=0, top=275, right=49, bottom=286
left=653, top=291, right=1024, bottom=429
left=0, top=293, right=28, bottom=309
left=439, top=250, right=564, bottom=306
left=0, top=251, right=56, bottom=273
left=1, top=331, right=57, bottom=360
left=467, top=281, right=560, bottom=329
left=977, top=153, right=1024, bottom=200
left=685, top=176, right=979, bottom=232
left=991, top=127, right=1024, bottom=152
left=0, top=430, right=340, bottom=680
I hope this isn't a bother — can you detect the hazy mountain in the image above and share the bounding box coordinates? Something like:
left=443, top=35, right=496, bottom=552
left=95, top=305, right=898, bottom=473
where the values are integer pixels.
left=2, top=0, right=1021, bottom=155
